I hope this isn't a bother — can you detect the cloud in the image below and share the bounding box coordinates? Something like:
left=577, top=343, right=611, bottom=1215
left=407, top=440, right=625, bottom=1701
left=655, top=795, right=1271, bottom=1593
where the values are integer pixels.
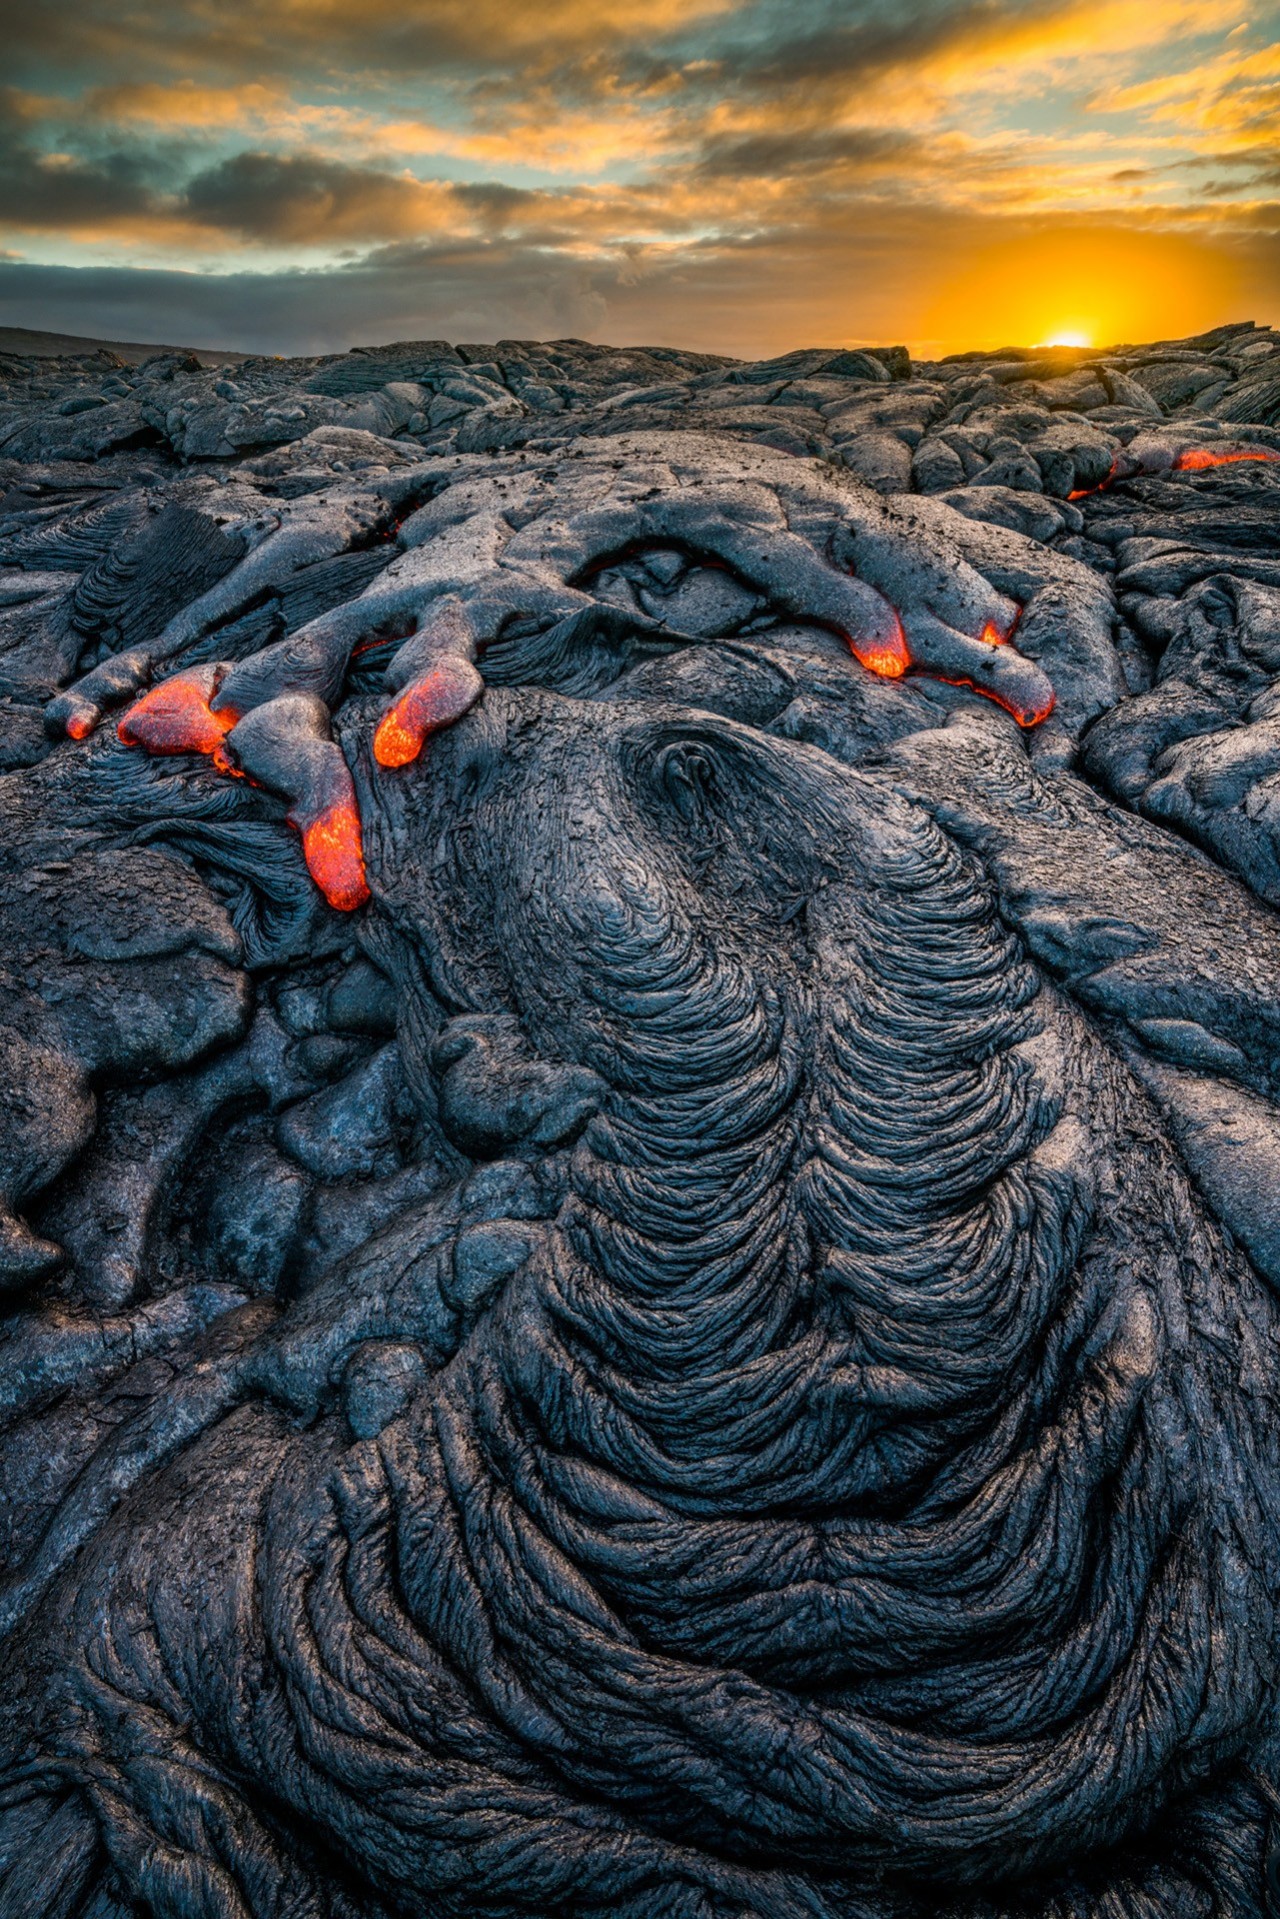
left=0, top=0, right=1274, bottom=354
left=83, top=81, right=295, bottom=130
left=1092, top=37, right=1280, bottom=117
left=0, top=197, right=1275, bottom=363
left=693, top=125, right=920, bottom=179
left=0, top=0, right=734, bottom=88
left=0, top=87, right=181, bottom=241
left=181, top=151, right=457, bottom=243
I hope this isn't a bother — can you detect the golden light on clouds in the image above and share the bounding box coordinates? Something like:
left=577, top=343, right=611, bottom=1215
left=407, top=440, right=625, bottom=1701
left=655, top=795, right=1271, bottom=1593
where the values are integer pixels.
left=0, top=0, right=1274, bottom=354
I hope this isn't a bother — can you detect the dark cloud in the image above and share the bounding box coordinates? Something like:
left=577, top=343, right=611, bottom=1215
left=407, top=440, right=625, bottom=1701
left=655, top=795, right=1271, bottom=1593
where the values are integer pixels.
left=179, top=157, right=579, bottom=248
left=450, top=181, right=547, bottom=219
left=0, top=87, right=172, bottom=231
left=0, top=105, right=511, bottom=249
left=1205, top=185, right=1280, bottom=206
left=1180, top=148, right=1280, bottom=172
left=182, top=151, right=441, bottom=243
left=669, top=0, right=1047, bottom=94
left=0, top=251, right=618, bottom=357
left=0, top=0, right=129, bottom=80
left=0, top=0, right=722, bottom=89
left=694, top=125, right=919, bottom=179
left=0, top=0, right=1062, bottom=132
left=455, top=0, right=1050, bottom=124
left=1171, top=150, right=1280, bottom=201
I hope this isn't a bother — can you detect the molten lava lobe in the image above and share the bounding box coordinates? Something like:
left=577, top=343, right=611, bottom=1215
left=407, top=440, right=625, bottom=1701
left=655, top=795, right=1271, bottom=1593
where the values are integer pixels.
left=64, top=713, right=94, bottom=742
left=952, top=615, right=1055, bottom=726
left=117, top=669, right=239, bottom=773
left=986, top=683, right=1056, bottom=727
left=222, top=692, right=370, bottom=914
left=1173, top=449, right=1280, bottom=473
left=844, top=615, right=911, bottom=681
left=115, top=669, right=372, bottom=912
left=865, top=601, right=1055, bottom=730
left=373, top=655, right=484, bottom=769
left=934, top=677, right=1056, bottom=728
left=844, top=601, right=1053, bottom=725
left=1069, top=447, right=1278, bottom=498
left=299, top=801, right=370, bottom=913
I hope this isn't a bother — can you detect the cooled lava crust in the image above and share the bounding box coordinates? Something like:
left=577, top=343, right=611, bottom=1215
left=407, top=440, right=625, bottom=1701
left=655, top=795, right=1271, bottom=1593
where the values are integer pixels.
left=1, top=323, right=1280, bottom=1918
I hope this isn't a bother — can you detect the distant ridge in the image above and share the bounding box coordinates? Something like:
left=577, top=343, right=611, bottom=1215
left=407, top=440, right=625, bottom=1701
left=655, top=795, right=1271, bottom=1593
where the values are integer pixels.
left=0, top=324, right=244, bottom=366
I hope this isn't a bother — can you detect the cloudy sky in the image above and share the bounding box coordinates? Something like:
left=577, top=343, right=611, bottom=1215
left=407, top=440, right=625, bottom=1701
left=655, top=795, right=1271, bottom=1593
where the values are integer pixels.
left=0, top=0, right=1276, bottom=357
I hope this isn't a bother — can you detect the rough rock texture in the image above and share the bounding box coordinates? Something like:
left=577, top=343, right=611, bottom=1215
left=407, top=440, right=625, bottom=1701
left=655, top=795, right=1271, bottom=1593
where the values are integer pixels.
left=2, top=323, right=1280, bottom=1918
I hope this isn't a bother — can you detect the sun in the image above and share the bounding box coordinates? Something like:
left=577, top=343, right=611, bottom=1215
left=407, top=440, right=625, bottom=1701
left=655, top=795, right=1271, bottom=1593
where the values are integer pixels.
left=1040, top=330, right=1092, bottom=348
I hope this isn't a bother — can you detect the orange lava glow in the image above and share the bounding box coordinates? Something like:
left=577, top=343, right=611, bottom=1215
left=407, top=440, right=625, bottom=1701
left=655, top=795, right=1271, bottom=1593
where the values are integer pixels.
left=978, top=620, right=1008, bottom=646
left=64, top=713, right=94, bottom=741
left=1172, top=449, right=1279, bottom=472
left=845, top=615, right=911, bottom=680
left=1068, top=457, right=1122, bottom=501
left=1069, top=447, right=1278, bottom=498
left=995, top=686, right=1056, bottom=728
left=937, top=678, right=1056, bottom=728
left=117, top=673, right=239, bottom=771
left=300, top=801, right=370, bottom=912
left=373, top=703, right=422, bottom=768
left=373, top=659, right=481, bottom=768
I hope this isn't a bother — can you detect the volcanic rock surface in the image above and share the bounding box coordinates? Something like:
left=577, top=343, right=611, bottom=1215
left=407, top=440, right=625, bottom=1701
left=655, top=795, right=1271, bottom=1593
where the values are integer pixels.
left=2, top=321, right=1280, bottom=1918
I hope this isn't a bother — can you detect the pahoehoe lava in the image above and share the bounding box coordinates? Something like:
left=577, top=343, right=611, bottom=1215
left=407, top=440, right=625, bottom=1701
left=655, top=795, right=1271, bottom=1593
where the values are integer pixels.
left=2, top=322, right=1280, bottom=1918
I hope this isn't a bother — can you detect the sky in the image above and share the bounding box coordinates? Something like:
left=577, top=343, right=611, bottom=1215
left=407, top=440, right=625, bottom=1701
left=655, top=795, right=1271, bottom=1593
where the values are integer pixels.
left=0, top=0, right=1276, bottom=359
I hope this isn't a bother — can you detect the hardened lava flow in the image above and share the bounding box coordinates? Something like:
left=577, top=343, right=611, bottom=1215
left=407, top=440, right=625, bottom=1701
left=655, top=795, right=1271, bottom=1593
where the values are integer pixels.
left=0, top=324, right=1279, bottom=1919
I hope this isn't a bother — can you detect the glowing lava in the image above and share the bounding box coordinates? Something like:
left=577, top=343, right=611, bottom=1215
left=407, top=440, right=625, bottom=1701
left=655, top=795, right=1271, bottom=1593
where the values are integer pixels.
left=374, top=656, right=484, bottom=768
left=1069, top=457, right=1123, bottom=502
left=935, top=677, right=1055, bottom=728
left=64, top=713, right=94, bottom=741
left=299, top=800, right=370, bottom=912
left=116, top=666, right=369, bottom=913
left=844, top=613, right=910, bottom=680
left=1173, top=449, right=1279, bottom=472
left=839, top=603, right=1052, bottom=723
left=993, top=686, right=1055, bottom=728
left=1069, top=447, right=1277, bottom=499
left=117, top=671, right=239, bottom=772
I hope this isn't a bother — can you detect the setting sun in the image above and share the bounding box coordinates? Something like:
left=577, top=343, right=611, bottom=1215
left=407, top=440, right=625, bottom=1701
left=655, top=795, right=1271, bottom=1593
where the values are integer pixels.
left=919, top=226, right=1251, bottom=359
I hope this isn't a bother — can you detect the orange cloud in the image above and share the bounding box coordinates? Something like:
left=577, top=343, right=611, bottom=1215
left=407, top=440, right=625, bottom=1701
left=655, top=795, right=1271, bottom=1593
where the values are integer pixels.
left=84, top=81, right=297, bottom=128
left=376, top=100, right=682, bottom=176
left=1093, top=39, right=1280, bottom=116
